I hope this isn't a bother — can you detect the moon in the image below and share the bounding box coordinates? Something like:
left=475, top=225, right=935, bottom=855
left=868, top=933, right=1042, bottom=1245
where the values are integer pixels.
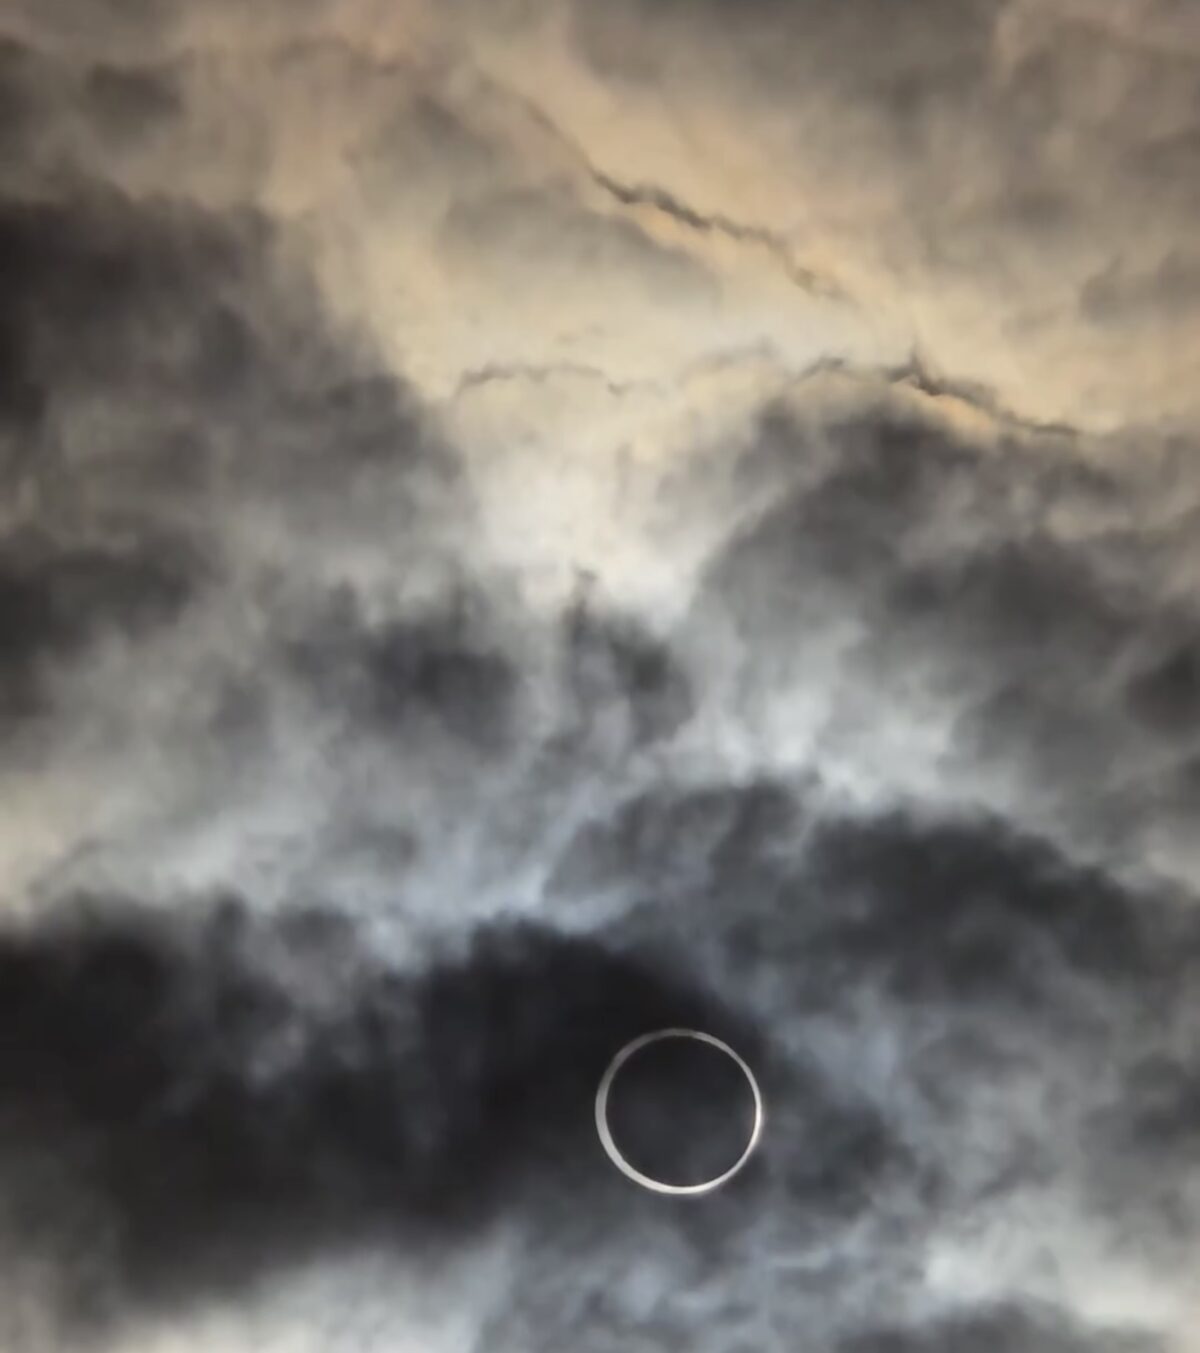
left=593, top=1028, right=764, bottom=1196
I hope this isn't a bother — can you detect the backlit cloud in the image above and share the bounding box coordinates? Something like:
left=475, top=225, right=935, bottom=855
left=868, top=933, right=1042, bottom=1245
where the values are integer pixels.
left=1, top=3, right=1198, bottom=1352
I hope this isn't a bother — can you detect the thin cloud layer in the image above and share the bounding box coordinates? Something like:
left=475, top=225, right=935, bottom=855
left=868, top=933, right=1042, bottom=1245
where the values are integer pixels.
left=1, top=2, right=1199, bottom=1352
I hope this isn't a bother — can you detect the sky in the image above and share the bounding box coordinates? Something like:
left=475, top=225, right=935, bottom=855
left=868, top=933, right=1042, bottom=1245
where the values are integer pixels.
left=2, top=0, right=1200, bottom=1349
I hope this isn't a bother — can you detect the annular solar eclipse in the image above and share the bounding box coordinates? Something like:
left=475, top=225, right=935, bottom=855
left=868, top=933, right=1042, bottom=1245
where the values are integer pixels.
left=3, top=0, right=1200, bottom=1347
left=594, top=1029, right=764, bottom=1196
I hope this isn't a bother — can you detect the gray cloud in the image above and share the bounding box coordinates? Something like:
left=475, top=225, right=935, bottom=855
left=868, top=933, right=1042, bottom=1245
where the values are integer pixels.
left=0, top=899, right=764, bottom=1339
left=684, top=385, right=1200, bottom=879
left=1, top=1, right=1199, bottom=1351
left=8, top=795, right=1193, bottom=1353
left=840, top=1304, right=1159, bottom=1353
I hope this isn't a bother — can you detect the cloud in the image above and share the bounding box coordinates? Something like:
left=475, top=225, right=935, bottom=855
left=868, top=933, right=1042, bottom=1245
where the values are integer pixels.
left=840, top=1303, right=1159, bottom=1353
left=0, top=1, right=1198, bottom=1351
left=677, top=379, right=1200, bottom=883
left=8, top=795, right=1193, bottom=1353
left=442, top=0, right=1200, bottom=428
left=0, top=898, right=765, bottom=1340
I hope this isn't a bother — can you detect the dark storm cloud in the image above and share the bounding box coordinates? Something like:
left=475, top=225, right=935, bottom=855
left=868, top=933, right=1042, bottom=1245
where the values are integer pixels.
left=0, top=183, right=209, bottom=449
left=284, top=583, right=520, bottom=755
left=692, top=388, right=1200, bottom=868
left=2, top=263, right=1197, bottom=1350
left=8, top=784, right=1190, bottom=1351
left=557, top=594, right=694, bottom=751
left=0, top=189, right=440, bottom=507
left=5, top=328, right=1199, bottom=1348
left=1, top=1, right=1199, bottom=1350
left=0, top=896, right=769, bottom=1339
left=840, top=1303, right=1159, bottom=1353
left=549, top=773, right=1197, bottom=1069
left=0, top=178, right=459, bottom=780
left=82, top=63, right=182, bottom=138
left=0, top=526, right=202, bottom=724
left=487, top=800, right=1195, bottom=1353
left=0, top=41, right=185, bottom=177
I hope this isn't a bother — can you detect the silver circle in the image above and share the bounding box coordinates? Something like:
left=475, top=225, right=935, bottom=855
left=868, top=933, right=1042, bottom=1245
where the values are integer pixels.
left=594, top=1027, right=764, bottom=1196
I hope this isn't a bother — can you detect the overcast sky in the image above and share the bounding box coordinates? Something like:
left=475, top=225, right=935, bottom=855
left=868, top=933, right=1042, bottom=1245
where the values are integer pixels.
left=2, top=2, right=1200, bottom=1350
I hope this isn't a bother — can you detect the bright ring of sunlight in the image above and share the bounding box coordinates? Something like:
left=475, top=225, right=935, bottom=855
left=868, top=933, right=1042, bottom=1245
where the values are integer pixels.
left=594, top=1028, right=764, bottom=1196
